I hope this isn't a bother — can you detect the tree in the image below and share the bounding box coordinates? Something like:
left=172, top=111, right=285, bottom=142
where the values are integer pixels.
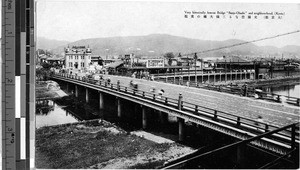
left=41, top=62, right=52, bottom=69
left=164, top=52, right=175, bottom=66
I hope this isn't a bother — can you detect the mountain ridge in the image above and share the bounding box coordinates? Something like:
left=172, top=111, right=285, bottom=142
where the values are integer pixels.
left=38, top=34, right=300, bottom=58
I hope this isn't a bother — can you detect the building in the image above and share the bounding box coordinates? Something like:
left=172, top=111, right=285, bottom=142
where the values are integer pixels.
left=65, top=46, right=92, bottom=70
left=215, top=56, right=254, bottom=70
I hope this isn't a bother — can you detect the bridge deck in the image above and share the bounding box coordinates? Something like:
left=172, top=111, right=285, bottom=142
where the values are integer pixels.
left=101, top=75, right=299, bottom=127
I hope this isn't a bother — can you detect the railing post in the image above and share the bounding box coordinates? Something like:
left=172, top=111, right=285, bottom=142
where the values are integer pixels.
left=117, top=80, right=120, bottom=91
left=291, top=124, right=296, bottom=150
left=195, top=105, right=198, bottom=115
left=125, top=87, right=127, bottom=92
left=237, top=117, right=241, bottom=126
left=142, top=91, right=145, bottom=98
left=165, top=97, right=168, bottom=104
left=297, top=99, right=300, bottom=106
left=265, top=124, right=269, bottom=132
left=153, top=94, right=156, bottom=100
left=277, top=95, right=281, bottom=102
left=111, top=84, right=113, bottom=89
left=214, top=110, right=218, bottom=120
left=178, top=94, right=183, bottom=110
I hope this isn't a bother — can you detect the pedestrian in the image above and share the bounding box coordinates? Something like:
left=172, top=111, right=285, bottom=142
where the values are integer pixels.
left=158, top=89, right=165, bottom=99
left=150, top=86, right=156, bottom=93
left=186, top=81, right=190, bottom=87
left=255, top=116, right=265, bottom=131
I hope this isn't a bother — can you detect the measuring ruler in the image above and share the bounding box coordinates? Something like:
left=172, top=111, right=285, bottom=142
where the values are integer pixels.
left=2, top=0, right=35, bottom=169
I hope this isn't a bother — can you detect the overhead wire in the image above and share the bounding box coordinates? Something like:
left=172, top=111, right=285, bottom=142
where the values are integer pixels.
left=183, top=30, right=300, bottom=57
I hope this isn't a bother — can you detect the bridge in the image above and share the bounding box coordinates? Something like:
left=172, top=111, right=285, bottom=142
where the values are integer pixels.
left=51, top=73, right=299, bottom=168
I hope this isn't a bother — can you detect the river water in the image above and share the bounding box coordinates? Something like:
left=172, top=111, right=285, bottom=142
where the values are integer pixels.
left=36, top=100, right=79, bottom=128
left=262, top=83, right=300, bottom=98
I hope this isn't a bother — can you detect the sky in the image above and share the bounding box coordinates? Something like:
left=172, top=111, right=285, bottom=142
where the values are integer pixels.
left=4, top=0, right=300, bottom=48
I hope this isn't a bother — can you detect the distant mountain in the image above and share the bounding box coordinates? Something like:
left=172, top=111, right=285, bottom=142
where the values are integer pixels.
left=37, top=37, right=70, bottom=50
left=47, top=34, right=300, bottom=58
left=280, top=45, right=300, bottom=54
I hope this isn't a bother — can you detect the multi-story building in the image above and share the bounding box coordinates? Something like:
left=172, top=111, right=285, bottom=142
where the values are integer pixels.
left=65, top=46, right=92, bottom=70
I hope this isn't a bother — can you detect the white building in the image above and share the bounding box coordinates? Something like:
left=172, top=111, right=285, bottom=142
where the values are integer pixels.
left=65, top=46, right=92, bottom=71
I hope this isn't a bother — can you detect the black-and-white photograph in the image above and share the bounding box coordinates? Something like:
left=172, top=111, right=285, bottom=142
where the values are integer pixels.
left=1, top=0, right=300, bottom=169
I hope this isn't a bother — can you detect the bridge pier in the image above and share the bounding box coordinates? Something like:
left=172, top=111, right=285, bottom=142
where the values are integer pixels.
left=66, top=82, right=69, bottom=92
left=178, top=117, right=185, bottom=142
left=214, top=73, right=216, bottom=83
left=142, top=106, right=147, bottom=129
left=86, top=88, right=89, bottom=103
left=240, top=71, right=242, bottom=80
left=99, top=91, right=104, bottom=110
left=236, top=145, right=246, bottom=168
left=158, top=111, right=168, bottom=124
left=75, top=85, right=78, bottom=97
left=117, top=97, right=122, bottom=118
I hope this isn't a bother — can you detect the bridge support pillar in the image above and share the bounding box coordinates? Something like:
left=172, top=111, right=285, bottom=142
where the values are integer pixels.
left=86, top=88, right=89, bottom=103
left=117, top=97, right=122, bottom=118
left=66, top=82, right=69, bottom=92
left=75, top=85, right=78, bottom=98
left=158, top=111, right=168, bottom=124
left=178, top=117, right=185, bottom=142
left=236, top=145, right=246, bottom=168
left=214, top=73, right=216, bottom=83
left=99, top=92, right=104, bottom=110
left=142, top=106, right=147, bottom=129
left=240, top=71, right=242, bottom=80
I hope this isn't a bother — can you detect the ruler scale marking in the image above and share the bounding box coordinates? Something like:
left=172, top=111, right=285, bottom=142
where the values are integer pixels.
left=3, top=0, right=35, bottom=169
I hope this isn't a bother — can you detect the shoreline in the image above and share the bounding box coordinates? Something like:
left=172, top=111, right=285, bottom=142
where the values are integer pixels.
left=35, top=119, right=195, bottom=169
left=35, top=81, right=195, bottom=169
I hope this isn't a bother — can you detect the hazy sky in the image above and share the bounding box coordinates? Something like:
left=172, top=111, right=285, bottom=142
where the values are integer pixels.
left=35, top=1, right=299, bottom=47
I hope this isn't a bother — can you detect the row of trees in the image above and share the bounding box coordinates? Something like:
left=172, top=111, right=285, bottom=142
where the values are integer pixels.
left=36, top=62, right=54, bottom=81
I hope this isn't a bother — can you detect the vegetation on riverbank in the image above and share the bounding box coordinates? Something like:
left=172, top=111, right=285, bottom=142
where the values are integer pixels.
left=36, top=82, right=58, bottom=99
left=35, top=119, right=193, bottom=169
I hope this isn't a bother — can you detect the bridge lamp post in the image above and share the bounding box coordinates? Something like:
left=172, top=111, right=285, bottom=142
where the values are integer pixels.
left=194, top=53, right=198, bottom=85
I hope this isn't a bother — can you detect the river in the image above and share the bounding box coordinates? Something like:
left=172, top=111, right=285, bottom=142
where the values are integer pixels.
left=261, top=83, right=300, bottom=98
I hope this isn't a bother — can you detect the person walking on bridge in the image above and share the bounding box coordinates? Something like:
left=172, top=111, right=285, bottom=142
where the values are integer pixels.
left=158, top=89, right=165, bottom=99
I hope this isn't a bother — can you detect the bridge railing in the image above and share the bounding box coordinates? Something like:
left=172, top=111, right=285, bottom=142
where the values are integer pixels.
left=165, top=79, right=300, bottom=106
left=181, top=100, right=299, bottom=144
left=161, top=123, right=299, bottom=169
left=53, top=73, right=300, bottom=146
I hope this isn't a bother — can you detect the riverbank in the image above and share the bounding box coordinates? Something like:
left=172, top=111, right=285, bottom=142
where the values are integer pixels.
left=36, top=81, right=68, bottom=99
left=35, top=119, right=194, bottom=169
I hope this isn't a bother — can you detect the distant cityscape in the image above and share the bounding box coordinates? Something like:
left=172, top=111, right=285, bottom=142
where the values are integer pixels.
left=36, top=35, right=300, bottom=80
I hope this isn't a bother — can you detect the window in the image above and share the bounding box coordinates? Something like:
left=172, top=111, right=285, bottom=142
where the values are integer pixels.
left=81, top=56, right=84, bottom=60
